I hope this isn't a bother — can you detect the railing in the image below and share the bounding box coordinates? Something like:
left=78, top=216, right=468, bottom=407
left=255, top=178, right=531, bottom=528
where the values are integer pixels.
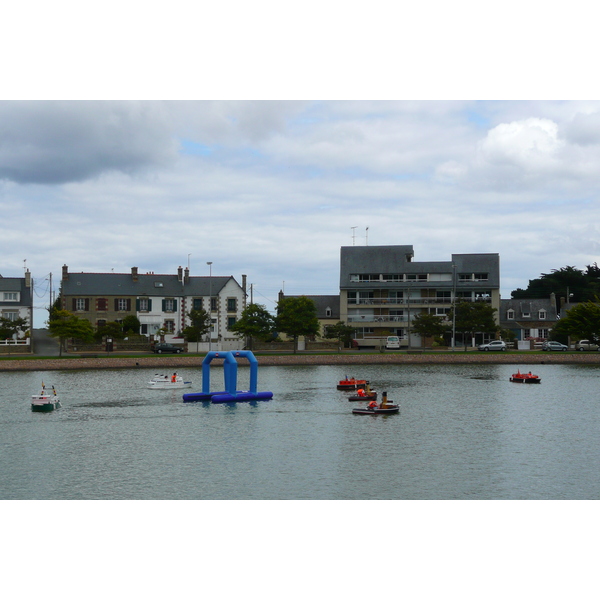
left=348, top=297, right=491, bottom=305
left=347, top=316, right=407, bottom=323
left=0, top=339, right=30, bottom=345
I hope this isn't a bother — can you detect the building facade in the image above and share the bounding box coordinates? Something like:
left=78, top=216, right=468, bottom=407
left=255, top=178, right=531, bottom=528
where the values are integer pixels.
left=499, top=294, right=559, bottom=343
left=339, top=245, right=501, bottom=347
left=0, top=271, right=33, bottom=352
left=60, top=265, right=247, bottom=350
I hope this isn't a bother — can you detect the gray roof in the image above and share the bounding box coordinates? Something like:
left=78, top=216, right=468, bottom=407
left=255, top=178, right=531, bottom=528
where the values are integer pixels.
left=340, top=246, right=500, bottom=288
left=61, top=272, right=239, bottom=297
left=0, top=276, right=33, bottom=306
left=499, top=298, right=559, bottom=324
left=279, top=294, right=340, bottom=319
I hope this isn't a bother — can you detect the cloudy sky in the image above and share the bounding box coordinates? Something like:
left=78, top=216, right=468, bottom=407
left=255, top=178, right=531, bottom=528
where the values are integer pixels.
left=2, top=99, right=600, bottom=327
left=2, top=3, right=599, bottom=328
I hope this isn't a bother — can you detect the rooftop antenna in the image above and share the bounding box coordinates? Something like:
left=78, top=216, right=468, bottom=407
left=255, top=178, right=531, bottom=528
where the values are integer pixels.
left=351, top=226, right=357, bottom=246
left=366, top=227, right=369, bottom=246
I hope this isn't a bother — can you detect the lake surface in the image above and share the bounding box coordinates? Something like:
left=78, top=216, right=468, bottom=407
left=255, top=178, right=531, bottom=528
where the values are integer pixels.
left=1, top=362, right=599, bottom=499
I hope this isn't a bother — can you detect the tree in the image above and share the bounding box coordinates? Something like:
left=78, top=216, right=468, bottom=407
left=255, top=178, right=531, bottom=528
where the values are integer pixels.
left=549, top=300, right=600, bottom=344
left=95, top=321, right=126, bottom=342
left=411, top=313, right=448, bottom=343
left=182, top=308, right=212, bottom=343
left=0, top=316, right=29, bottom=340
left=47, top=309, right=95, bottom=356
left=324, top=321, right=356, bottom=352
left=275, top=296, right=320, bottom=353
left=511, top=265, right=600, bottom=302
left=121, top=315, right=141, bottom=335
left=228, top=303, right=276, bottom=349
left=449, top=301, right=498, bottom=349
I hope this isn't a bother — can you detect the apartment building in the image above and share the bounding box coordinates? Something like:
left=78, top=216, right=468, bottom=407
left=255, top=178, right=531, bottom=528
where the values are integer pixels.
left=340, top=245, right=500, bottom=347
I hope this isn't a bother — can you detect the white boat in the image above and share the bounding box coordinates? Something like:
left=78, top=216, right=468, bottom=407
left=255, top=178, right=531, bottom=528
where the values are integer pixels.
left=31, top=384, right=60, bottom=412
left=147, top=374, right=192, bottom=389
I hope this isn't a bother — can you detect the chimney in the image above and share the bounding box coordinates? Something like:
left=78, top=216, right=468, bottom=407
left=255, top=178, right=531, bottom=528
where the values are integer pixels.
left=62, top=264, right=69, bottom=281
left=242, top=274, right=247, bottom=295
left=184, top=267, right=190, bottom=284
left=131, top=266, right=139, bottom=281
left=177, top=266, right=183, bottom=282
left=25, top=270, right=31, bottom=288
left=550, top=292, right=556, bottom=312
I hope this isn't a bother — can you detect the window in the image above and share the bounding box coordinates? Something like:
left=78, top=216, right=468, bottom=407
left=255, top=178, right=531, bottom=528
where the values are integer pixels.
left=522, top=310, right=530, bottom=318
left=138, top=298, right=149, bottom=312
left=97, top=319, right=107, bottom=328
left=193, top=298, right=203, bottom=310
left=210, top=297, right=217, bottom=311
left=524, top=329, right=531, bottom=338
left=227, top=298, right=237, bottom=312
left=2, top=292, right=18, bottom=301
left=2, top=311, right=18, bottom=320
left=507, top=309, right=515, bottom=319
left=73, top=298, right=90, bottom=311
left=97, top=298, right=108, bottom=311
left=163, top=298, right=176, bottom=312
left=227, top=316, right=236, bottom=329
left=436, top=291, right=451, bottom=301
left=539, top=310, right=546, bottom=320
left=474, top=273, right=488, bottom=281
left=116, top=298, right=129, bottom=311
left=540, top=329, right=549, bottom=339
left=164, top=320, right=175, bottom=333
left=325, top=306, right=332, bottom=317
left=458, top=273, right=472, bottom=281
left=435, top=307, right=450, bottom=316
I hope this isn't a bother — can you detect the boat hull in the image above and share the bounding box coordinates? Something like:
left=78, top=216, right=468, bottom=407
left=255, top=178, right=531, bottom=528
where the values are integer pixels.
left=348, top=392, right=377, bottom=401
left=147, top=381, right=192, bottom=389
left=510, top=377, right=541, bottom=384
left=352, top=405, right=399, bottom=415
left=337, top=380, right=369, bottom=391
left=31, top=396, right=60, bottom=412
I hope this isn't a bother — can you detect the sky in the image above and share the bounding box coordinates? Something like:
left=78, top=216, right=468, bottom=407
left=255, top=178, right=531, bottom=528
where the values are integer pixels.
left=2, top=3, right=599, bottom=334
left=3, top=99, right=600, bottom=327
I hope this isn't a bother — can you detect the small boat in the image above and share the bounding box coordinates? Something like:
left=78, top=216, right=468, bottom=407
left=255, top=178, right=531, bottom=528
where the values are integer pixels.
left=348, top=385, right=378, bottom=401
left=509, top=370, right=541, bottom=384
left=147, top=374, right=192, bottom=389
left=31, top=384, right=60, bottom=412
left=352, top=405, right=399, bottom=415
left=352, top=391, right=399, bottom=415
left=337, top=377, right=369, bottom=391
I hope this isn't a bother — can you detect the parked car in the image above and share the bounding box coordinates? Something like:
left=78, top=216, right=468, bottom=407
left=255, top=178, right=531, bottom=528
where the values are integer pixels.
left=152, top=343, right=184, bottom=354
left=477, top=340, right=507, bottom=351
left=575, top=340, right=600, bottom=351
left=542, top=341, right=568, bottom=351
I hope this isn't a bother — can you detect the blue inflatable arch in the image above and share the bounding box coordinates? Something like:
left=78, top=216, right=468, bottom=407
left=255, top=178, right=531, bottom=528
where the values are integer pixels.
left=182, top=350, right=273, bottom=403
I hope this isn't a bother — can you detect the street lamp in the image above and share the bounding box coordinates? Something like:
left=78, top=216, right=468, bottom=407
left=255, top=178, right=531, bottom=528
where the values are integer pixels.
left=451, top=263, right=456, bottom=350
left=207, top=262, right=213, bottom=351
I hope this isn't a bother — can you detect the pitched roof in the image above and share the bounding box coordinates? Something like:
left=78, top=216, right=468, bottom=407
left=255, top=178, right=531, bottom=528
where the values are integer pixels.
left=61, top=272, right=237, bottom=297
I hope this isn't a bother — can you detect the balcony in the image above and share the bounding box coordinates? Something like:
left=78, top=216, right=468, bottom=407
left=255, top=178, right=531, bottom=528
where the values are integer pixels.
left=347, top=297, right=490, bottom=306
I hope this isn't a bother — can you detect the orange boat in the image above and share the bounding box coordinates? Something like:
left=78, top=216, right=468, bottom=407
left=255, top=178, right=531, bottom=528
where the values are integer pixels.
left=510, top=370, right=541, bottom=384
left=337, top=377, right=369, bottom=391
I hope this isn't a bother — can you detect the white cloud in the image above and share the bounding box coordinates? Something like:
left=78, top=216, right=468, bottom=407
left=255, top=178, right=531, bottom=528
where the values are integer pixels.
left=2, top=101, right=600, bottom=326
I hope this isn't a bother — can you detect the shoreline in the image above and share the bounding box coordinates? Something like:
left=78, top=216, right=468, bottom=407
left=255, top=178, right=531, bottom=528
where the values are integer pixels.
left=3, top=352, right=600, bottom=371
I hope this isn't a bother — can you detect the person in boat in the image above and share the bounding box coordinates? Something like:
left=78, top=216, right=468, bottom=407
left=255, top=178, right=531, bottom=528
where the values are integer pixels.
left=357, top=388, right=366, bottom=397
left=171, top=372, right=177, bottom=383
left=368, top=400, right=378, bottom=409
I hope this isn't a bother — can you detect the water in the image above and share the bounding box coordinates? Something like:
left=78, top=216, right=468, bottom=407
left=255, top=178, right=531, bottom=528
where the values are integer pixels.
left=1, top=363, right=599, bottom=499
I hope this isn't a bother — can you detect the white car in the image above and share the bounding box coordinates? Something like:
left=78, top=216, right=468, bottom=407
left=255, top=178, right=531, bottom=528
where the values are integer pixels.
left=575, top=340, right=600, bottom=351
left=477, top=340, right=507, bottom=351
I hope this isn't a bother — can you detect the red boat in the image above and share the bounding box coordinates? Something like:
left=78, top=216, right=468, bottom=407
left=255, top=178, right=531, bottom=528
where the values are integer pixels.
left=337, top=377, right=369, bottom=391
left=348, top=388, right=377, bottom=401
left=510, top=370, right=541, bottom=384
